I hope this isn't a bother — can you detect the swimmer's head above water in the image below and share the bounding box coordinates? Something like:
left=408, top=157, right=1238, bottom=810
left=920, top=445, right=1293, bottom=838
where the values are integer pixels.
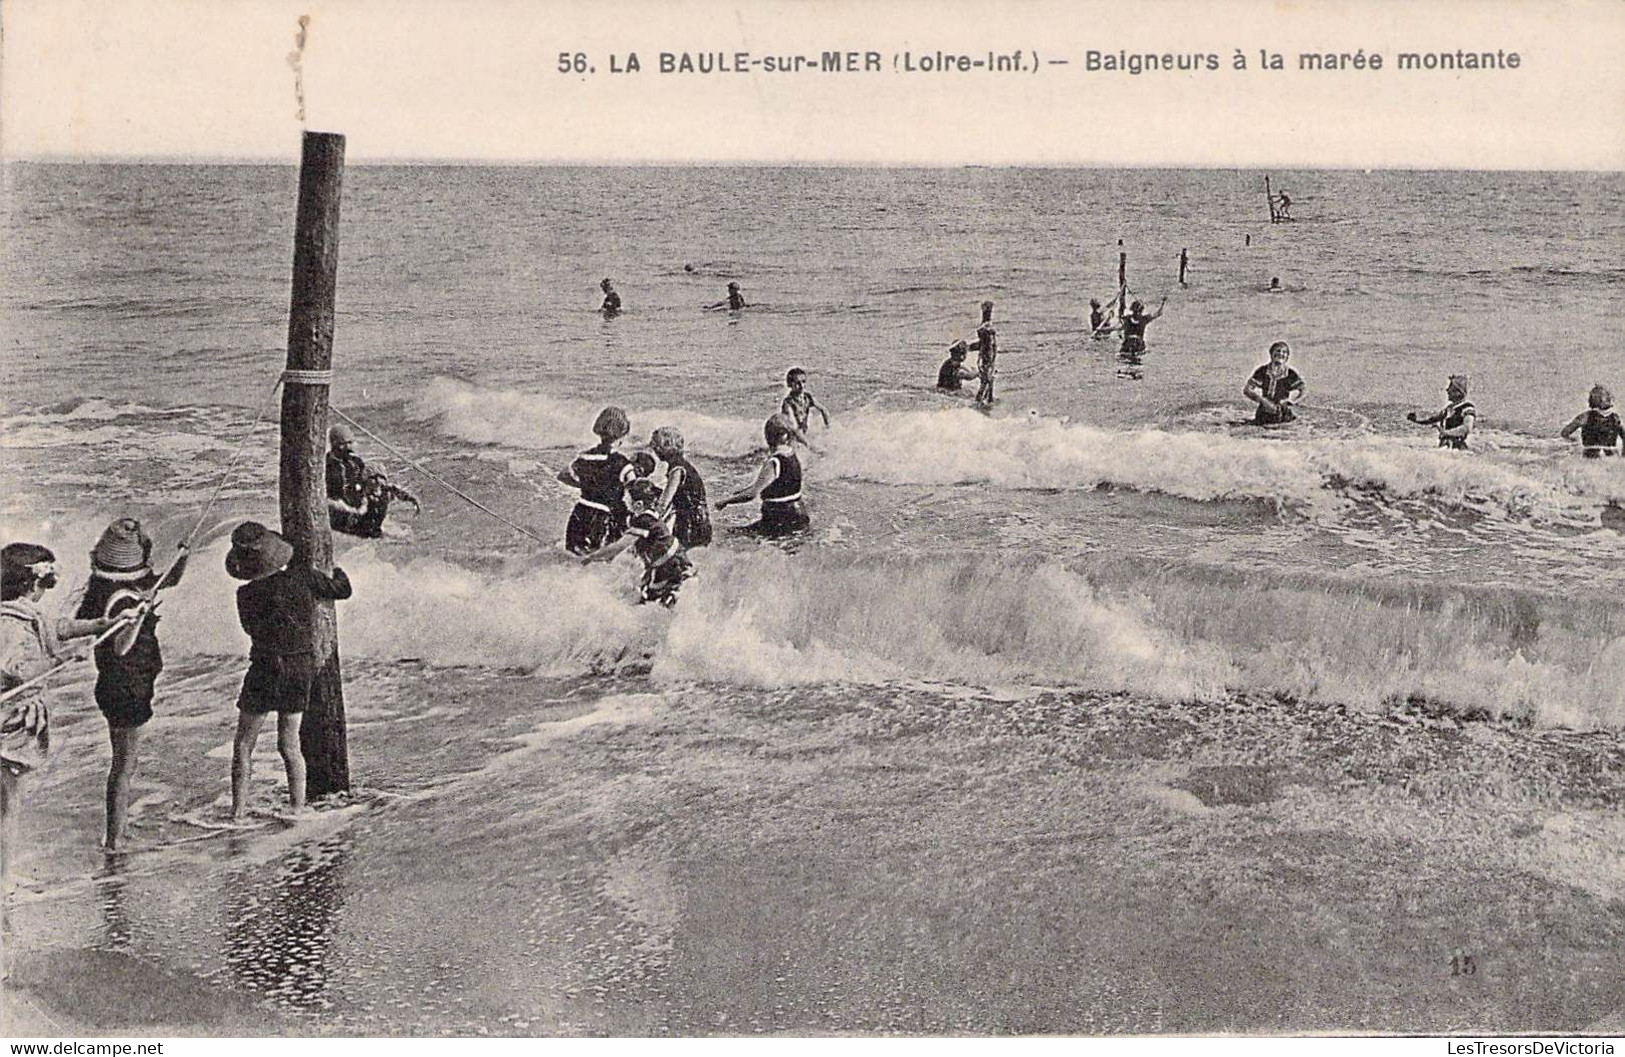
left=1269, top=278, right=1281, bottom=289
left=1447, top=375, right=1469, bottom=401
left=1590, top=384, right=1614, bottom=410
left=1268, top=340, right=1291, bottom=365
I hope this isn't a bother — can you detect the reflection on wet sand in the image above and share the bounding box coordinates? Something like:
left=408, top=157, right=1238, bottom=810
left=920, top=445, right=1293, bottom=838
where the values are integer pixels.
left=224, top=837, right=349, bottom=1013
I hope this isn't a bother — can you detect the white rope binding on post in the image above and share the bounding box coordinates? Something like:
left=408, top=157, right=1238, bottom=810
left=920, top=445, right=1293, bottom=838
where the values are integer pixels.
left=282, top=368, right=334, bottom=386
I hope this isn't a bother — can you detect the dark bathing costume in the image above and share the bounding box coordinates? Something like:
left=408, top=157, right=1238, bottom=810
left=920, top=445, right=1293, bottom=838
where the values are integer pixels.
left=1121, top=312, right=1151, bottom=355
left=565, top=444, right=631, bottom=554
left=663, top=454, right=713, bottom=548
left=327, top=449, right=390, bottom=538
left=751, top=446, right=809, bottom=536
left=1579, top=408, right=1623, bottom=456
left=1249, top=363, right=1303, bottom=425
left=76, top=560, right=187, bottom=729
left=1435, top=399, right=1475, bottom=450
left=938, top=357, right=967, bottom=390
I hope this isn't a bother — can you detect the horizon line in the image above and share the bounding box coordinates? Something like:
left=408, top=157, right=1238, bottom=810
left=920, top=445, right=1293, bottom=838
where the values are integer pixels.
left=3, top=154, right=1623, bottom=174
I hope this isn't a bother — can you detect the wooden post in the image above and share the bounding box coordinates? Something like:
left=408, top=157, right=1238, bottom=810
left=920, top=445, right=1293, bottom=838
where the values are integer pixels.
left=280, top=130, right=350, bottom=798
left=1265, top=175, right=1278, bottom=224
left=1117, top=239, right=1127, bottom=319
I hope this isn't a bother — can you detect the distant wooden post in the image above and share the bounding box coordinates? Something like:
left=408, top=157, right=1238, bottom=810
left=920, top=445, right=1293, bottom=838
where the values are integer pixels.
left=1117, top=239, right=1127, bottom=318
left=280, top=130, right=349, bottom=798
left=1265, top=175, right=1278, bottom=224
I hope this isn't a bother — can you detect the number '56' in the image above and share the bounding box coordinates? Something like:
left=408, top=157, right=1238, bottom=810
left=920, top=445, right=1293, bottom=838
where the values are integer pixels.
left=558, top=53, right=590, bottom=73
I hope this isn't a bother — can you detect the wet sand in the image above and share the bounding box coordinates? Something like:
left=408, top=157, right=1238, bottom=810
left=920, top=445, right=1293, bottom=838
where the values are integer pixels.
left=5, top=669, right=1625, bottom=1036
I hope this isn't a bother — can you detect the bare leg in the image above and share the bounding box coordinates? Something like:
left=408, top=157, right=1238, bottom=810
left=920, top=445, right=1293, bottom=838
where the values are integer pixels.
left=231, top=710, right=267, bottom=820
left=1, top=768, right=19, bottom=883
left=104, top=724, right=144, bottom=851
left=277, top=712, right=306, bottom=812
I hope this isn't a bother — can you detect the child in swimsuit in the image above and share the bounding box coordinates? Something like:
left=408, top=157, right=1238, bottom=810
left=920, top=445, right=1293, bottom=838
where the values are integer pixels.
left=75, top=518, right=188, bottom=851
left=557, top=406, right=632, bottom=555
left=716, top=415, right=810, bottom=537
left=1560, top=385, right=1623, bottom=457
left=630, top=514, right=694, bottom=608
left=781, top=368, right=830, bottom=440
left=651, top=427, right=712, bottom=548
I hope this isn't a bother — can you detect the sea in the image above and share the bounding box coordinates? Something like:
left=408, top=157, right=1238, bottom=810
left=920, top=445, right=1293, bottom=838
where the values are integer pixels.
left=2, top=164, right=1624, bottom=1034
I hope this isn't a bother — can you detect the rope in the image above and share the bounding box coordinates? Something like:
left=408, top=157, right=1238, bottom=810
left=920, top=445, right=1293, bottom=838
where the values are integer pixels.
left=282, top=368, right=333, bottom=386
left=999, top=348, right=1074, bottom=381
left=181, top=373, right=284, bottom=550
left=327, top=406, right=554, bottom=548
left=0, top=609, right=142, bottom=706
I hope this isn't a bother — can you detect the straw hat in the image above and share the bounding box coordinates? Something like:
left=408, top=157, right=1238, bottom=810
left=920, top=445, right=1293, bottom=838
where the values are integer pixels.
left=225, top=521, right=294, bottom=582
left=91, top=518, right=151, bottom=575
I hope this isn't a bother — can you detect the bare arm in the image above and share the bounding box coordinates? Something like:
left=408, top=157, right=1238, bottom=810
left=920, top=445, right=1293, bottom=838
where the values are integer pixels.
left=655, top=465, right=684, bottom=518
left=581, top=535, right=636, bottom=564
left=1560, top=412, right=1588, bottom=440
left=716, top=458, right=780, bottom=509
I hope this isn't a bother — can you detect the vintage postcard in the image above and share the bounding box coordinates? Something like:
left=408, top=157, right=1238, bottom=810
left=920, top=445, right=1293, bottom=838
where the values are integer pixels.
left=2, top=0, right=1623, bottom=1042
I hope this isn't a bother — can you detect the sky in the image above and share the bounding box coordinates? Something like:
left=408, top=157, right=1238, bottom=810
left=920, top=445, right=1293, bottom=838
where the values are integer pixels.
left=2, top=0, right=1623, bottom=168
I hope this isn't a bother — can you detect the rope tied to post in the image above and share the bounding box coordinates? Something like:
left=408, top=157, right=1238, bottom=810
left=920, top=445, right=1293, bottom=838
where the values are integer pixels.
left=282, top=368, right=334, bottom=386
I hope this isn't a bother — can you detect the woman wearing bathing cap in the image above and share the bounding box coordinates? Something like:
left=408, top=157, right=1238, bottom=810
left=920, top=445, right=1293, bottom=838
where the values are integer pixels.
left=1407, top=374, right=1475, bottom=450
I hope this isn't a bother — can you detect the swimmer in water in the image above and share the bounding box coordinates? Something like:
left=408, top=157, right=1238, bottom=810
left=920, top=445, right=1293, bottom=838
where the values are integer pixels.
left=1178, top=248, right=1189, bottom=286
left=579, top=478, right=668, bottom=564
left=707, top=282, right=747, bottom=311
left=938, top=340, right=978, bottom=391
left=1114, top=298, right=1166, bottom=356
left=630, top=514, right=694, bottom=608
left=599, top=278, right=621, bottom=315
left=1088, top=300, right=1111, bottom=338
left=650, top=427, right=712, bottom=548
left=1407, top=375, right=1475, bottom=450
left=557, top=406, right=633, bottom=555
left=781, top=367, right=830, bottom=440
left=1243, top=341, right=1305, bottom=425
left=1275, top=191, right=1293, bottom=220
left=1560, top=384, right=1623, bottom=457
left=1269, top=277, right=1281, bottom=292
left=716, top=414, right=809, bottom=536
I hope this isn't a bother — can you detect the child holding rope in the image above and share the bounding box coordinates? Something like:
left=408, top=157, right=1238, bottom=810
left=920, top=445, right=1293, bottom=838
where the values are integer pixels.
left=2, top=542, right=119, bottom=879
left=74, top=519, right=188, bottom=851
